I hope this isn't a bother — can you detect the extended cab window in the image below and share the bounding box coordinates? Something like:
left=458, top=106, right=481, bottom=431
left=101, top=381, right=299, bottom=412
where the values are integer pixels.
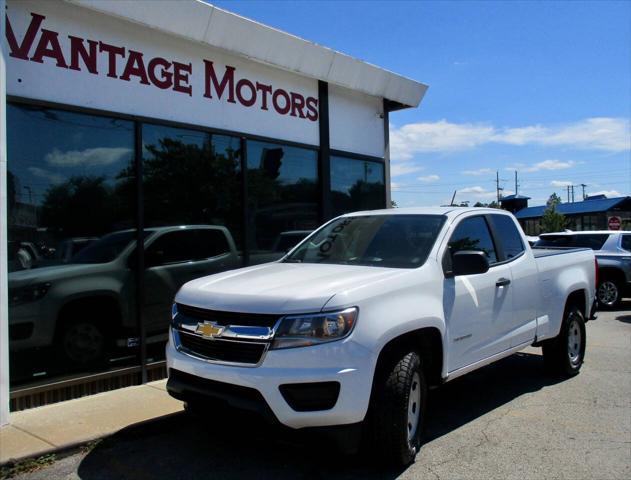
left=447, top=216, right=498, bottom=264
left=489, top=215, right=525, bottom=260
left=621, top=235, right=631, bottom=252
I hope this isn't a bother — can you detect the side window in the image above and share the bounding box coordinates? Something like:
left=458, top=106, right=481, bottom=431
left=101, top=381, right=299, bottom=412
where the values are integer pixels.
left=145, top=231, right=196, bottom=267
left=621, top=234, right=631, bottom=252
left=196, top=230, right=231, bottom=259
left=448, top=217, right=498, bottom=265
left=489, top=215, right=525, bottom=260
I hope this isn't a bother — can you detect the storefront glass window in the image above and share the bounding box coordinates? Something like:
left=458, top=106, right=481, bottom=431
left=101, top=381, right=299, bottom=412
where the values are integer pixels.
left=246, top=141, right=319, bottom=264
left=140, top=125, right=243, bottom=361
left=7, top=104, right=138, bottom=389
left=330, top=156, right=385, bottom=217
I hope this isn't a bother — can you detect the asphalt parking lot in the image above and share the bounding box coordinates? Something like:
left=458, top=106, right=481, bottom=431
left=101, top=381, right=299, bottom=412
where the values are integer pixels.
left=9, top=305, right=631, bottom=480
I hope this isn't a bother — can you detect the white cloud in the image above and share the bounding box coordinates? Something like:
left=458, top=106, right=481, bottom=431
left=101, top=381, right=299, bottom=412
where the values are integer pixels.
left=498, top=118, right=630, bottom=151
left=589, top=190, right=622, bottom=198
left=390, top=120, right=494, bottom=160
left=417, top=174, right=440, bottom=183
left=390, top=117, right=630, bottom=161
left=45, top=147, right=132, bottom=167
left=28, top=167, right=64, bottom=184
left=390, top=162, right=424, bottom=177
left=458, top=186, right=496, bottom=199
left=509, top=160, right=576, bottom=172
left=462, top=168, right=494, bottom=176
left=550, top=180, right=573, bottom=187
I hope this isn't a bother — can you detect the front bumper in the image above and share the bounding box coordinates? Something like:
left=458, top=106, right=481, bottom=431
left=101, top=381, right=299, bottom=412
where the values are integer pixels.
left=165, top=331, right=376, bottom=429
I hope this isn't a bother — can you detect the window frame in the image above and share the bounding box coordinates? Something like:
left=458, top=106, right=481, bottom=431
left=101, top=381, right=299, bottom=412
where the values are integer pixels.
left=486, top=214, right=526, bottom=265
left=442, top=214, right=501, bottom=275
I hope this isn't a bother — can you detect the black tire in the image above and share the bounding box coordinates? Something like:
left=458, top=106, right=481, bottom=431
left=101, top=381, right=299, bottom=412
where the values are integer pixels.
left=542, top=305, right=586, bottom=377
left=597, top=278, right=622, bottom=309
left=57, top=318, right=108, bottom=367
left=367, top=351, right=427, bottom=466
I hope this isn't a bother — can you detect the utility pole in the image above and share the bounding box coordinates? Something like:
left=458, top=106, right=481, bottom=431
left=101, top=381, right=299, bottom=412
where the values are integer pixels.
left=566, top=185, right=570, bottom=203
left=496, top=171, right=501, bottom=204
left=581, top=184, right=587, bottom=200
left=514, top=170, right=518, bottom=195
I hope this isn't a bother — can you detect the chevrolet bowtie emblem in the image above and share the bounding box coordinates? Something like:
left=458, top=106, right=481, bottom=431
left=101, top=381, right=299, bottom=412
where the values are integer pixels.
left=195, top=322, right=225, bottom=339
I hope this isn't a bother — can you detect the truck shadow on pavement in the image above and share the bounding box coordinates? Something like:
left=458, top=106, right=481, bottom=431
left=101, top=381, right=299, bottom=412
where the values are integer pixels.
left=77, top=351, right=562, bottom=480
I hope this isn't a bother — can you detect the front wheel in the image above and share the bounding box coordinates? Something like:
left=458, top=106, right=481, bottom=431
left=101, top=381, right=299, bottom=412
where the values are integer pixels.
left=367, top=351, right=427, bottom=466
left=542, top=306, right=586, bottom=377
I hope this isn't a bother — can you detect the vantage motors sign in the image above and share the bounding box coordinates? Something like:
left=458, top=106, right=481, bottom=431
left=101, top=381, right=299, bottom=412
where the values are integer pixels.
left=5, top=1, right=320, bottom=145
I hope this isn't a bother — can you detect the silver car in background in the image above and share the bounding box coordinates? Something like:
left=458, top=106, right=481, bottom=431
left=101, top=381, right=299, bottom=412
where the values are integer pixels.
left=535, top=231, right=631, bottom=308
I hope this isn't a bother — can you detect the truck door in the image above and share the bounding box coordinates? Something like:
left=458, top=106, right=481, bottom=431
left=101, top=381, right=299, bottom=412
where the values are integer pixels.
left=443, top=215, right=514, bottom=372
left=488, top=214, right=538, bottom=346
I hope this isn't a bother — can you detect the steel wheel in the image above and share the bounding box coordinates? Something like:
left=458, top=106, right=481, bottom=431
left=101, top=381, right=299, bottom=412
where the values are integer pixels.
left=407, top=372, right=422, bottom=443
left=567, top=317, right=582, bottom=366
left=597, top=280, right=619, bottom=307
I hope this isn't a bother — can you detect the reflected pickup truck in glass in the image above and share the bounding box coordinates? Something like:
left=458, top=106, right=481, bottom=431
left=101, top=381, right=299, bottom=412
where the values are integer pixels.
left=9, top=226, right=240, bottom=365
left=166, top=207, right=597, bottom=466
left=535, top=231, right=631, bottom=309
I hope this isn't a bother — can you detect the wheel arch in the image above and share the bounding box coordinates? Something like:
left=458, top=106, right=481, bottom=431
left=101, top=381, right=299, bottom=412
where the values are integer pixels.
left=372, top=327, right=444, bottom=389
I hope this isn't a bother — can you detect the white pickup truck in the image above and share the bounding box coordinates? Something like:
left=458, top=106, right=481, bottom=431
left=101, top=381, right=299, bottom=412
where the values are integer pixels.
left=166, top=207, right=597, bottom=465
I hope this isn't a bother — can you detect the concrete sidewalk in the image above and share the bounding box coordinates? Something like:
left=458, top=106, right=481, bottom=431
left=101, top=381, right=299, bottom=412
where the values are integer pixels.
left=0, top=380, right=183, bottom=466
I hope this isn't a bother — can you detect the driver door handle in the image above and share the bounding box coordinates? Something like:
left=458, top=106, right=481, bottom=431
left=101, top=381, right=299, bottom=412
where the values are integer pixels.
left=496, top=277, right=511, bottom=287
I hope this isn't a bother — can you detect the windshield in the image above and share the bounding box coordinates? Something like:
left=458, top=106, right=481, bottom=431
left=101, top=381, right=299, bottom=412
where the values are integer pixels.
left=71, top=231, right=148, bottom=264
left=284, top=214, right=446, bottom=268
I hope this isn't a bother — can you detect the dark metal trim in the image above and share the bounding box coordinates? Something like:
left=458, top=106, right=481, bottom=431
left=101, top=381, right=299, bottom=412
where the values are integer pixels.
left=318, top=81, right=331, bottom=223
left=383, top=99, right=391, bottom=208
left=134, top=121, right=147, bottom=384
left=10, top=361, right=166, bottom=399
left=240, top=136, right=250, bottom=266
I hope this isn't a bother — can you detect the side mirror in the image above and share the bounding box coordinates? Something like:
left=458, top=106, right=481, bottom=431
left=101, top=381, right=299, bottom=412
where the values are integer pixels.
left=452, top=250, right=490, bottom=276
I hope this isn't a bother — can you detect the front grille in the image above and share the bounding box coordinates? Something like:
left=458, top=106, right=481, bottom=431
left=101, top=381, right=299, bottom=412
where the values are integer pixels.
left=177, top=331, right=266, bottom=365
left=176, top=303, right=281, bottom=328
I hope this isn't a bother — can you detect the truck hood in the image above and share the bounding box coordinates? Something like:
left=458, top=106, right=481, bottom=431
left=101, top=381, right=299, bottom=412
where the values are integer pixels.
left=175, top=262, right=406, bottom=314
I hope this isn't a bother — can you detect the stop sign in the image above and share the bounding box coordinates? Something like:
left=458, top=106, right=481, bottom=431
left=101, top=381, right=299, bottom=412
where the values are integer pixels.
left=608, top=216, right=622, bottom=230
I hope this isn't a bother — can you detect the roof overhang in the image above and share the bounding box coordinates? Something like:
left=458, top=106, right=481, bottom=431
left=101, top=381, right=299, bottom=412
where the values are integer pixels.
left=65, top=0, right=428, bottom=109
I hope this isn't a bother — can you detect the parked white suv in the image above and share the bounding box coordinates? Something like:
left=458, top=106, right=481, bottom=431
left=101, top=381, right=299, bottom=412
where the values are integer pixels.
left=166, top=208, right=596, bottom=465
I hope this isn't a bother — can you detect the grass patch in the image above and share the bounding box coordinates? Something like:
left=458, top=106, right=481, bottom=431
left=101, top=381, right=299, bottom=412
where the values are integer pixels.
left=0, top=454, right=56, bottom=479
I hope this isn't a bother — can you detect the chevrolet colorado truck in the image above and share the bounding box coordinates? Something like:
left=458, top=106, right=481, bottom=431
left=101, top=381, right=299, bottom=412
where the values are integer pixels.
left=166, top=207, right=597, bottom=466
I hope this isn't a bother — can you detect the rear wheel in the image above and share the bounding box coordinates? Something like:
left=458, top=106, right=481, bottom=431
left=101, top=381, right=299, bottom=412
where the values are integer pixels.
left=597, top=278, right=621, bottom=309
left=367, top=350, right=427, bottom=466
left=542, top=305, right=586, bottom=377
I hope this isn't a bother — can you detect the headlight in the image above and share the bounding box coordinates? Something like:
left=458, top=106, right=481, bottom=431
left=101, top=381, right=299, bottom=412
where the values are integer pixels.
left=271, top=307, right=358, bottom=349
left=9, top=283, right=51, bottom=306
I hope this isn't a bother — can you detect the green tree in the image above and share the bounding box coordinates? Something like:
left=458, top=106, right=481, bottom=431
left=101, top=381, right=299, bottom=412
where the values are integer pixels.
left=540, top=194, right=567, bottom=233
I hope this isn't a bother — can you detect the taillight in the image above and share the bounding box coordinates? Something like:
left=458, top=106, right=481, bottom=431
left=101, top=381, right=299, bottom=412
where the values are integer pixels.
left=594, top=258, right=599, bottom=290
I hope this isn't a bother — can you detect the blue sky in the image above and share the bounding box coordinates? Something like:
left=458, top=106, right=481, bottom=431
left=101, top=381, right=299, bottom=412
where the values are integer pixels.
left=212, top=0, right=631, bottom=207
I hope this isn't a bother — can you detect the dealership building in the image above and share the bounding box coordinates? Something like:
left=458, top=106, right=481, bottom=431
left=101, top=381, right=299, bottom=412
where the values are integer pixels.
left=0, top=0, right=427, bottom=424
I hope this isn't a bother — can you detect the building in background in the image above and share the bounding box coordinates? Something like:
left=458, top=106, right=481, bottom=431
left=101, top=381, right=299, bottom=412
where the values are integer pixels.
left=0, top=0, right=427, bottom=422
left=515, top=196, right=631, bottom=235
